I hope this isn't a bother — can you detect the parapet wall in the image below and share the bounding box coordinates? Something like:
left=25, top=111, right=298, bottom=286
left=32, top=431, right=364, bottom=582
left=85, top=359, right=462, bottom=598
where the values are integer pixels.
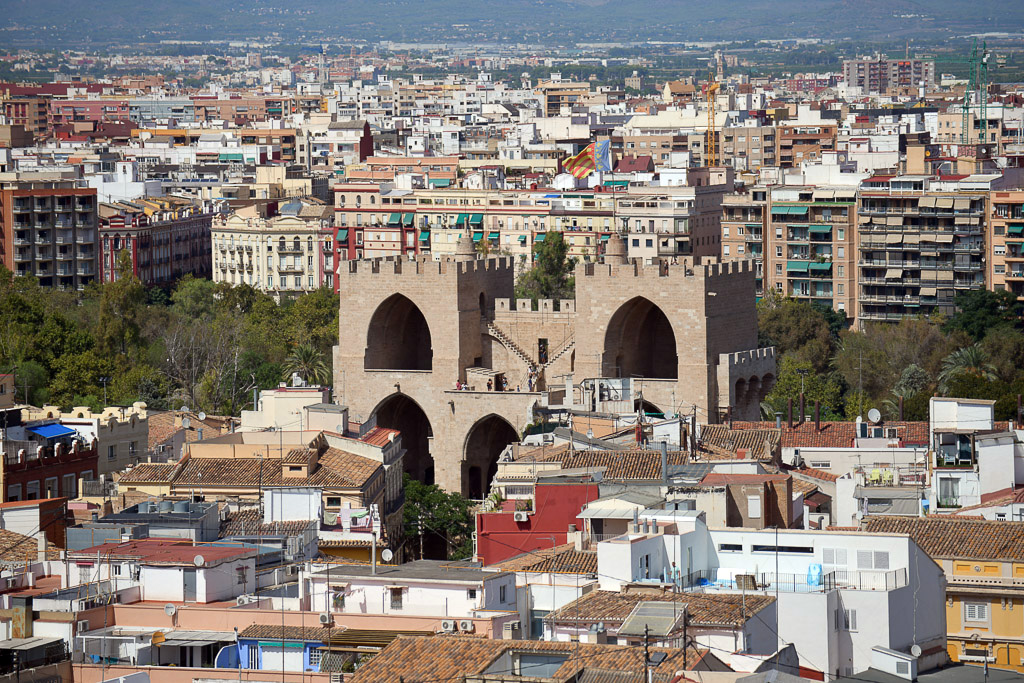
left=343, top=255, right=516, bottom=279
left=493, top=298, right=576, bottom=314
left=578, top=258, right=755, bottom=282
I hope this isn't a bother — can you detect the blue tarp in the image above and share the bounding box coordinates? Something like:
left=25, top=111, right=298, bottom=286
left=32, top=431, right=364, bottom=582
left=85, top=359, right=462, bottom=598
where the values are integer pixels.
left=27, top=424, right=76, bottom=439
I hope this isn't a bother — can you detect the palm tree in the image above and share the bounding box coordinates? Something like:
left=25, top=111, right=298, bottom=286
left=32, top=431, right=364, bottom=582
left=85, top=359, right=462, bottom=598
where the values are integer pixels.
left=282, top=343, right=330, bottom=386
left=937, top=344, right=997, bottom=395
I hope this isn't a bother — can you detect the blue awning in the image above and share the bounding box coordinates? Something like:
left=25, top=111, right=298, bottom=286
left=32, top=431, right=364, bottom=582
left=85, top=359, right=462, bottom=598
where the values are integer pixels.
left=27, top=424, right=76, bottom=439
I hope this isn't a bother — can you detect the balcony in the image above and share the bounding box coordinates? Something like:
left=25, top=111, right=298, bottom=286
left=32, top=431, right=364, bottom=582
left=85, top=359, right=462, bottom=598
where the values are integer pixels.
left=681, top=567, right=908, bottom=594
left=277, top=264, right=304, bottom=273
left=76, top=231, right=95, bottom=244
left=77, top=265, right=95, bottom=276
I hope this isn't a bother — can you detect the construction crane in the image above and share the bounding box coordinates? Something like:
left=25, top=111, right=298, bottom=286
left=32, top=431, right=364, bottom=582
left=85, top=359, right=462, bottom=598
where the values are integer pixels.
left=706, top=77, right=720, bottom=167
left=934, top=39, right=992, bottom=145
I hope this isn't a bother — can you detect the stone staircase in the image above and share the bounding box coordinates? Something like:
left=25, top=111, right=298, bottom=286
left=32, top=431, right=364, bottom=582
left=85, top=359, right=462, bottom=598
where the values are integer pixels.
left=483, top=319, right=537, bottom=372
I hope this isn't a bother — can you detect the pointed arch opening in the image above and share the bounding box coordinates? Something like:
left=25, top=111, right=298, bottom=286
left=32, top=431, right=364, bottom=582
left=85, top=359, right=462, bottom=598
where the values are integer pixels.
left=372, top=393, right=434, bottom=485
left=364, top=294, right=433, bottom=370
left=463, top=414, right=518, bottom=499
left=603, top=297, right=678, bottom=379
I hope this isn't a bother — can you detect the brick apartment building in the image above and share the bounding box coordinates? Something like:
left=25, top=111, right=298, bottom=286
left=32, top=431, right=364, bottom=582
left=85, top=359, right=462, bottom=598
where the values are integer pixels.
left=97, top=196, right=216, bottom=286
left=0, top=177, right=98, bottom=290
left=842, top=57, right=936, bottom=94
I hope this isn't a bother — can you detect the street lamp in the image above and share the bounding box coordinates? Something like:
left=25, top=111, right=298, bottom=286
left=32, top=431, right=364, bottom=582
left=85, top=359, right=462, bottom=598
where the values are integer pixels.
left=99, top=376, right=111, bottom=407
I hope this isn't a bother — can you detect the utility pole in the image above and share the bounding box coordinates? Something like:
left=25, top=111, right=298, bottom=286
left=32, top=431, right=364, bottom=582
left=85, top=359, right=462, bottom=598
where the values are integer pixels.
left=418, top=515, right=424, bottom=560
left=643, top=623, right=652, bottom=683
left=99, top=376, right=111, bottom=407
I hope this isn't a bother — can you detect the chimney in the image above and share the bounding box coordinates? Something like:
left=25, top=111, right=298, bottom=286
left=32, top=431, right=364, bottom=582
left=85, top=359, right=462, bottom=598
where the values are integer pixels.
left=814, top=401, right=820, bottom=431
left=775, top=412, right=782, bottom=430
left=799, top=393, right=805, bottom=425
left=660, top=441, right=668, bottom=484
left=787, top=399, right=793, bottom=429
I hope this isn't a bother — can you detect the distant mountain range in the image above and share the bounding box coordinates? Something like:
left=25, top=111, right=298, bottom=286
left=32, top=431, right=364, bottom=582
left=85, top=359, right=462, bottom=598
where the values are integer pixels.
left=4, top=0, right=1024, bottom=46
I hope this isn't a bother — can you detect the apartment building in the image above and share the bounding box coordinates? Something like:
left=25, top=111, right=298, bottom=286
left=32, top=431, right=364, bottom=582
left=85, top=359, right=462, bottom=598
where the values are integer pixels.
left=722, top=187, right=768, bottom=297
left=212, top=198, right=333, bottom=297
left=766, top=185, right=858, bottom=315
left=302, top=120, right=373, bottom=173
left=777, top=123, right=838, bottom=168
left=0, top=95, right=49, bottom=137
left=24, top=402, right=149, bottom=476
left=857, top=175, right=994, bottom=324
left=864, top=516, right=1024, bottom=673
left=988, top=190, right=1024, bottom=299
left=98, top=196, right=215, bottom=286
left=0, top=176, right=98, bottom=291
left=535, top=78, right=591, bottom=117
left=721, top=124, right=778, bottom=170
left=842, top=57, right=936, bottom=94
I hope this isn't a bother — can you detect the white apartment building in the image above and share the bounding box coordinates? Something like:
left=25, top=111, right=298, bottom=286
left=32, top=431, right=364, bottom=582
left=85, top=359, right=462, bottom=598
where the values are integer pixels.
left=212, top=198, right=333, bottom=297
left=593, top=510, right=947, bottom=680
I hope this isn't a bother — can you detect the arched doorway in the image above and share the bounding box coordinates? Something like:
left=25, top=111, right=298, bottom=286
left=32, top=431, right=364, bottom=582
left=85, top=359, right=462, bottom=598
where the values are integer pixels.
left=372, top=394, right=434, bottom=485
left=364, top=294, right=433, bottom=370
left=603, top=297, right=678, bottom=379
left=463, top=414, right=518, bottom=499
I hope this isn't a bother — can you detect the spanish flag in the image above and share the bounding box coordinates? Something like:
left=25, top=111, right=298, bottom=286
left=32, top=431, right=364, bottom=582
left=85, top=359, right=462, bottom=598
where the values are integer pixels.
left=563, top=140, right=612, bottom=178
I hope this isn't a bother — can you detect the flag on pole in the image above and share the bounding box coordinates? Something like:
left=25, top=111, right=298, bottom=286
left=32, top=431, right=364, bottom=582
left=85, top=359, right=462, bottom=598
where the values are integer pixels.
left=563, top=140, right=613, bottom=178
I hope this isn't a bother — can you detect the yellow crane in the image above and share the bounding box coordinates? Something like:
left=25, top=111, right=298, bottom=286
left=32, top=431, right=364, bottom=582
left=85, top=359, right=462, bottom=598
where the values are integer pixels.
left=706, top=78, right=720, bottom=167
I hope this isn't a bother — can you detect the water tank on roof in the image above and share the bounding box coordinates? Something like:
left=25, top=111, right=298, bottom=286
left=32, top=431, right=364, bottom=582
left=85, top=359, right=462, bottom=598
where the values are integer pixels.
left=158, top=501, right=173, bottom=513
left=173, top=501, right=190, bottom=513
left=138, top=502, right=152, bottom=514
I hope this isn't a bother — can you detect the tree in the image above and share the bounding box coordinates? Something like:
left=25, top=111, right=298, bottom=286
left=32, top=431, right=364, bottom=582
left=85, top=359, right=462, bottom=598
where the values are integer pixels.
left=980, top=326, right=1024, bottom=383
left=170, top=275, right=220, bottom=320
left=757, top=296, right=835, bottom=373
left=937, top=344, right=998, bottom=395
left=281, top=343, right=330, bottom=386
left=402, top=475, right=474, bottom=560
left=944, top=289, right=1023, bottom=342
left=97, top=251, right=146, bottom=356
left=762, top=355, right=844, bottom=420
left=514, top=231, right=577, bottom=303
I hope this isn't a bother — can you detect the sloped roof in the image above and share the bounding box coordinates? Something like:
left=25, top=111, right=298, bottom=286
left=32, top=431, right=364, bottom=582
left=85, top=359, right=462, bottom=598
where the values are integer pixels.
left=862, top=516, right=1024, bottom=562
left=0, top=529, right=62, bottom=564
left=547, top=588, right=774, bottom=628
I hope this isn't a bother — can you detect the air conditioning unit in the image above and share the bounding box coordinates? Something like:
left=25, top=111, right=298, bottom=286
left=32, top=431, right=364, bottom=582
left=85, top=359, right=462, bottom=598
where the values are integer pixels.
left=502, top=620, right=521, bottom=639
left=513, top=511, right=529, bottom=522
left=331, top=674, right=343, bottom=683
left=77, top=620, right=90, bottom=633
left=319, top=613, right=332, bottom=625
left=459, top=620, right=475, bottom=633
left=440, top=619, right=457, bottom=632
left=236, top=595, right=250, bottom=606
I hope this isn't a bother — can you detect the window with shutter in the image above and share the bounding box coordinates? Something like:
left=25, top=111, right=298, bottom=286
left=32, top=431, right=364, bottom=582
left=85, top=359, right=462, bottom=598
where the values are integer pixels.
left=965, top=603, right=989, bottom=622
left=874, top=551, right=890, bottom=570
left=857, top=549, right=873, bottom=569
left=823, top=548, right=835, bottom=565
left=835, top=549, right=848, bottom=566
left=845, top=609, right=858, bottom=631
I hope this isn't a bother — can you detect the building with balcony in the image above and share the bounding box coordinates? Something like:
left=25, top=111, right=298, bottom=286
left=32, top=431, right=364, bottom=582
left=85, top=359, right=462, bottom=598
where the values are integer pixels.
left=855, top=173, right=1024, bottom=325
left=721, top=188, right=767, bottom=297
left=212, top=197, right=333, bottom=298
left=863, top=515, right=1024, bottom=672
left=766, top=186, right=858, bottom=315
left=23, top=402, right=149, bottom=477
left=98, top=196, right=216, bottom=286
left=990, top=190, right=1024, bottom=300
left=0, top=176, right=98, bottom=291
left=592, top=510, right=947, bottom=679
left=0, top=416, right=98, bottom=502
left=842, top=57, right=935, bottom=95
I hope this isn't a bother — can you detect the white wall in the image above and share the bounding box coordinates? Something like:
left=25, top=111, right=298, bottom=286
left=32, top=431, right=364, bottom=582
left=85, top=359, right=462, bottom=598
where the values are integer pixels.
left=309, top=575, right=515, bottom=618
left=264, top=487, right=322, bottom=522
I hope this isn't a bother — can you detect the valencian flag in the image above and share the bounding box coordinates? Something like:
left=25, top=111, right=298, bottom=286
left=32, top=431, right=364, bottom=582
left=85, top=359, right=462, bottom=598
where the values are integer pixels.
left=562, top=140, right=613, bottom=178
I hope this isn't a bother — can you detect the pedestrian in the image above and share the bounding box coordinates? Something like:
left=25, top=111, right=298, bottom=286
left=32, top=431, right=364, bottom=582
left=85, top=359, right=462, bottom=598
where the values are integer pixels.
left=487, top=379, right=493, bottom=391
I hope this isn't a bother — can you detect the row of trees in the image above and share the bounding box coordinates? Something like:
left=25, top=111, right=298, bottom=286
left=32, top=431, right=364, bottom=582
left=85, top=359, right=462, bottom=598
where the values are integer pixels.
left=758, top=288, right=1024, bottom=421
left=1, top=253, right=338, bottom=415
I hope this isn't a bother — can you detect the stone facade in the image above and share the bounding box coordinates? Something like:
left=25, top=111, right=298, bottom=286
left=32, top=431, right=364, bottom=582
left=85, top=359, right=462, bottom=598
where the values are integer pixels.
left=334, top=240, right=774, bottom=497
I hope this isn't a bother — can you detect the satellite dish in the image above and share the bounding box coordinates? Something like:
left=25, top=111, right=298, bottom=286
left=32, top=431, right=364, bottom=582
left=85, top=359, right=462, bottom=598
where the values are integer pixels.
left=910, top=644, right=922, bottom=658
left=163, top=603, right=177, bottom=616
left=381, top=549, right=394, bottom=562
left=336, top=424, right=344, bottom=434
left=193, top=554, right=206, bottom=567
left=182, top=417, right=191, bottom=429
left=867, top=408, right=882, bottom=424
left=198, top=412, right=207, bottom=421
left=179, top=405, right=189, bottom=413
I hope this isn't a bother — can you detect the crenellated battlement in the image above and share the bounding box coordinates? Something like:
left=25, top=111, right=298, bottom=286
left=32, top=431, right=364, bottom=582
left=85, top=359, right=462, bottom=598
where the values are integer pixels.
left=720, top=346, right=777, bottom=370
left=343, top=255, right=516, bottom=279
left=578, top=257, right=755, bottom=281
left=493, top=298, right=576, bottom=314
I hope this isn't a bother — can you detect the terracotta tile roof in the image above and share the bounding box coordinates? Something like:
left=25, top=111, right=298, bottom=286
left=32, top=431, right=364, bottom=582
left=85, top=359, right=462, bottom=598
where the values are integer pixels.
left=862, top=516, right=1024, bottom=562
left=349, top=635, right=708, bottom=683
left=72, top=538, right=254, bottom=565
left=791, top=478, right=819, bottom=498
left=514, top=443, right=571, bottom=463
left=522, top=549, right=598, bottom=575
left=546, top=588, right=774, bottom=628
left=487, top=543, right=576, bottom=572
left=221, top=508, right=314, bottom=537
left=147, top=411, right=237, bottom=451
left=360, top=426, right=400, bottom=448
left=700, top=424, right=780, bottom=460
left=699, top=473, right=788, bottom=486
left=730, top=420, right=931, bottom=448
left=118, top=462, right=180, bottom=484
left=239, top=624, right=334, bottom=641
left=559, top=451, right=691, bottom=481
left=792, top=466, right=838, bottom=483
left=0, top=529, right=62, bottom=564
left=160, top=448, right=380, bottom=490
left=283, top=447, right=316, bottom=464
left=318, top=537, right=386, bottom=548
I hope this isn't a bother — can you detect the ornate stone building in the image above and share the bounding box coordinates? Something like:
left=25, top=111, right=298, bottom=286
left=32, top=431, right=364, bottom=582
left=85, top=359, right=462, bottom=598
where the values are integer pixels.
left=334, top=236, right=775, bottom=497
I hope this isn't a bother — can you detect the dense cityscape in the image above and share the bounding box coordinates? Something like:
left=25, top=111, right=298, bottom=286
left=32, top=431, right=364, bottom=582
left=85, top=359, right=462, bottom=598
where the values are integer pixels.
left=2, top=3, right=1024, bottom=682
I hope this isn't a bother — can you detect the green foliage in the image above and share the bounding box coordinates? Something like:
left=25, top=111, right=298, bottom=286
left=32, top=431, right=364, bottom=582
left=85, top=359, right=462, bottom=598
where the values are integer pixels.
left=401, top=474, right=474, bottom=560
left=944, top=289, right=1023, bottom=342
left=0, top=265, right=338, bottom=414
left=762, top=356, right=844, bottom=420
left=282, top=343, right=330, bottom=386
left=514, top=231, right=577, bottom=303
left=938, top=344, right=998, bottom=395
left=757, top=295, right=836, bottom=373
